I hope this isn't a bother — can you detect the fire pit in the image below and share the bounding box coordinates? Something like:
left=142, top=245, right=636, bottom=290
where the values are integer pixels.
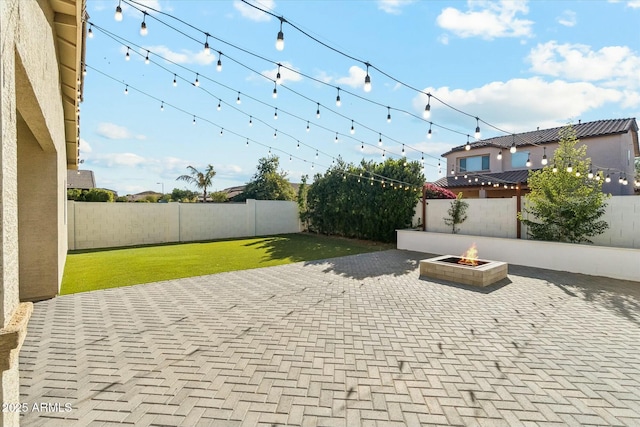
left=419, top=244, right=508, bottom=287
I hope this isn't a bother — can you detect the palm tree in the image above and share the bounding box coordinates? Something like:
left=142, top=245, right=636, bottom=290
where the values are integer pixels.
left=176, top=165, right=216, bottom=202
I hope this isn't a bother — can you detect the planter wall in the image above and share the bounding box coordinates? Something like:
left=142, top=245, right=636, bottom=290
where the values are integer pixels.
left=397, top=230, right=640, bottom=282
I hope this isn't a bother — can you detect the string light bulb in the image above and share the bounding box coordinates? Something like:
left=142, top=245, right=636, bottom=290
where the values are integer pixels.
left=387, top=107, right=391, bottom=123
left=552, top=164, right=558, bottom=173
left=160, top=101, right=164, bottom=111
left=605, top=174, right=611, bottom=183
left=125, top=47, right=130, bottom=61
left=623, top=175, right=628, bottom=185
left=249, top=116, right=253, bottom=126
left=541, top=147, right=548, bottom=165
left=306, top=121, right=310, bottom=132
left=336, top=88, right=341, bottom=107
left=272, top=83, right=278, bottom=99
left=274, top=129, right=277, bottom=139
left=361, top=143, right=364, bottom=151
left=465, top=135, right=471, bottom=151
left=566, top=163, right=573, bottom=173
left=145, top=51, right=150, bottom=64
left=173, top=74, right=177, bottom=87
left=276, top=64, right=282, bottom=85
left=335, top=132, right=339, bottom=143
left=423, top=94, right=431, bottom=119
left=114, top=0, right=123, bottom=21
left=588, top=166, right=594, bottom=179
left=510, top=136, right=517, bottom=153
left=497, top=150, right=502, bottom=160
left=192, top=115, right=196, bottom=125
left=220, top=128, right=224, bottom=136
left=140, top=12, right=148, bottom=36
left=88, top=25, right=94, bottom=38
left=246, top=138, right=249, bottom=146
left=194, top=73, right=200, bottom=87
left=217, top=99, right=221, bottom=111
left=474, top=117, right=481, bottom=140
left=350, top=120, right=355, bottom=135
left=316, top=103, right=321, bottom=119
left=274, top=108, right=278, bottom=120
left=427, top=123, right=432, bottom=139
left=216, top=53, right=222, bottom=72
left=382, top=150, right=386, bottom=158
left=236, top=92, right=241, bottom=104
left=296, top=141, right=300, bottom=149
left=203, top=34, right=210, bottom=55
left=364, top=63, right=371, bottom=93
left=276, top=17, right=285, bottom=51
left=124, top=85, right=128, bottom=95
left=526, top=156, right=531, bottom=168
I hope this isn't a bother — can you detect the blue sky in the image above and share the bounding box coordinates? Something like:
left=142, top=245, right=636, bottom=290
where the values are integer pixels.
left=81, top=0, right=640, bottom=196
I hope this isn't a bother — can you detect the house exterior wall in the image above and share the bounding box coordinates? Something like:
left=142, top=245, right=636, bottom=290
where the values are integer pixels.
left=1, top=0, right=80, bottom=422
left=444, top=130, right=637, bottom=197
left=67, top=200, right=302, bottom=250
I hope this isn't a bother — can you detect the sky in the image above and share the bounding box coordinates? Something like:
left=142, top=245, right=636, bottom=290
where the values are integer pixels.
left=80, top=0, right=640, bottom=196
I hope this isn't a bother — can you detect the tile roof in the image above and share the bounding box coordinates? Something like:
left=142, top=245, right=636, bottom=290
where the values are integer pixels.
left=443, top=118, right=638, bottom=156
left=433, top=169, right=533, bottom=188
left=67, top=170, right=96, bottom=190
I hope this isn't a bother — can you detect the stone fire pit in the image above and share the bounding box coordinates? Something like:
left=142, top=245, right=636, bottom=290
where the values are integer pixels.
left=420, top=255, right=508, bottom=287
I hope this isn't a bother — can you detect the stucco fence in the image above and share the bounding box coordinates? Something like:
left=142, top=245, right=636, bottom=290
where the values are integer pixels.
left=67, top=200, right=301, bottom=250
left=402, top=195, right=640, bottom=282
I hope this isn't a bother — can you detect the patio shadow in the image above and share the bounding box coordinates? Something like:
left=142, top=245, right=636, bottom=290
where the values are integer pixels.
left=508, top=264, right=640, bottom=327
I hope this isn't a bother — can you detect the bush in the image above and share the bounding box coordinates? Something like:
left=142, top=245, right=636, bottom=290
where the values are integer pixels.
left=424, top=183, right=456, bottom=199
left=83, top=188, right=115, bottom=202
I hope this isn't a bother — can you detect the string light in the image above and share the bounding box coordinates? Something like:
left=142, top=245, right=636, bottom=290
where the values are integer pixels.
left=216, top=53, right=222, bottom=72
left=387, top=107, right=391, bottom=123
left=541, top=147, right=548, bottom=165
left=276, top=64, right=282, bottom=85
left=566, top=163, right=573, bottom=173
left=140, top=12, right=148, bottom=36
left=497, top=150, right=502, bottom=160
left=160, top=101, right=164, bottom=111
left=334, top=132, right=339, bottom=143
left=510, top=135, right=517, bottom=154
left=246, top=138, right=249, bottom=146
left=622, top=175, right=628, bottom=185
left=145, top=50, right=150, bottom=64
left=378, top=133, right=382, bottom=146
left=114, top=0, right=123, bottom=21
left=595, top=170, right=601, bottom=181
left=575, top=170, right=580, bottom=177
left=236, top=92, right=241, bottom=104
left=275, top=17, right=285, bottom=51
left=526, top=156, right=531, bottom=168
left=361, top=142, right=364, bottom=151
left=350, top=120, right=355, bottom=135
left=464, top=135, right=471, bottom=151
left=203, top=33, right=210, bottom=55
left=423, top=94, right=431, bottom=119
left=336, top=88, right=341, bottom=107
left=173, top=74, right=177, bottom=87
left=272, top=83, right=278, bottom=99
left=274, top=108, right=278, bottom=120
left=297, top=141, right=300, bottom=149
left=382, top=150, right=385, bottom=158
left=588, top=166, right=594, bottom=179
left=605, top=174, right=611, bottom=183
left=316, top=103, right=320, bottom=119
left=194, top=73, right=200, bottom=86
left=220, top=127, right=224, bottom=136
left=315, top=150, right=318, bottom=159
left=306, top=121, right=310, bottom=132
left=364, top=63, right=371, bottom=93
left=249, top=116, right=252, bottom=126
left=402, top=144, right=406, bottom=156
left=552, top=164, right=558, bottom=173
left=217, top=99, right=221, bottom=111
left=125, top=47, right=130, bottom=61
left=474, top=117, right=481, bottom=140
left=427, top=123, right=432, bottom=139
left=124, top=84, right=128, bottom=95
left=192, top=115, right=196, bottom=125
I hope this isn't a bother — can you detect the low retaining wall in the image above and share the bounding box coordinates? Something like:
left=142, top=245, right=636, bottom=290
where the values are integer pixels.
left=397, top=230, right=640, bottom=282
left=68, top=200, right=301, bottom=250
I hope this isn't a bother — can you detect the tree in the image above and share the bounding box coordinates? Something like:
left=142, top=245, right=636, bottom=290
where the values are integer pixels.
left=170, top=188, right=199, bottom=203
left=443, top=192, right=468, bottom=234
left=209, top=191, right=229, bottom=202
left=297, top=175, right=310, bottom=231
left=236, top=156, right=295, bottom=201
left=519, top=124, right=609, bottom=243
left=306, top=157, right=424, bottom=242
left=176, top=165, right=216, bottom=202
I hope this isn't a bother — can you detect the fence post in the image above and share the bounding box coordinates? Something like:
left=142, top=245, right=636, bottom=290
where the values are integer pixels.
left=516, top=183, right=522, bottom=239
left=422, top=185, right=426, bottom=231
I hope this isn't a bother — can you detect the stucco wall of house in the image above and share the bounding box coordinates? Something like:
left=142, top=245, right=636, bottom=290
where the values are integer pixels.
left=68, top=200, right=302, bottom=250
left=422, top=195, right=640, bottom=248
left=1, top=0, right=72, bottom=422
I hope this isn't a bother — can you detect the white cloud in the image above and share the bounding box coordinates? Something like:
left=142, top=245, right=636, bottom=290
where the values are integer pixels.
left=412, top=78, right=627, bottom=132
left=528, top=41, right=640, bottom=89
left=138, top=45, right=215, bottom=66
left=436, top=0, right=534, bottom=40
left=233, top=0, right=274, bottom=22
left=258, top=62, right=303, bottom=84
left=93, top=152, right=147, bottom=168
left=79, top=138, right=92, bottom=154
left=96, top=122, right=146, bottom=140
left=438, top=34, right=450, bottom=45
left=336, top=66, right=367, bottom=89
left=628, top=1, right=640, bottom=8
left=557, top=10, right=577, bottom=27
left=377, top=0, right=415, bottom=14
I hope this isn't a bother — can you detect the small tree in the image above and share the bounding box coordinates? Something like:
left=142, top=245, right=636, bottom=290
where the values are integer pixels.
left=209, top=191, right=229, bottom=202
left=83, top=188, right=115, bottom=202
left=519, top=124, right=609, bottom=243
left=297, top=175, right=310, bottom=231
left=236, top=156, right=295, bottom=201
left=176, top=165, right=216, bottom=202
left=443, top=192, right=468, bottom=234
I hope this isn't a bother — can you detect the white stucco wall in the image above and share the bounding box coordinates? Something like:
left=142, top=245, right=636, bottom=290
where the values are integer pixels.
left=68, top=200, right=302, bottom=250
left=419, top=195, right=640, bottom=249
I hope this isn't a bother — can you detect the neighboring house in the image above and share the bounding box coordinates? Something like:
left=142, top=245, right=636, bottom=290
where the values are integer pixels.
left=126, top=191, right=163, bottom=202
left=433, top=118, right=639, bottom=198
left=67, top=169, right=96, bottom=190
left=224, top=183, right=301, bottom=201
left=1, top=0, right=86, bottom=422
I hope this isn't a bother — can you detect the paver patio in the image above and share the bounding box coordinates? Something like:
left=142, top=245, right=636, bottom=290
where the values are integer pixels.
left=20, top=249, right=640, bottom=426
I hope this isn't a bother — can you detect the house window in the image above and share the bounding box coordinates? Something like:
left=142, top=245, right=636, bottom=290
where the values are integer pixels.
left=459, top=155, right=490, bottom=172
left=511, top=151, right=530, bottom=168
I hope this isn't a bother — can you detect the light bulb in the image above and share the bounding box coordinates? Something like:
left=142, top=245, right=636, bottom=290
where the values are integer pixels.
left=423, top=103, right=431, bottom=119
left=541, top=155, right=548, bottom=165
left=274, top=108, right=278, bottom=120
left=236, top=92, right=241, bottom=104
left=145, top=51, right=150, bottom=64
left=216, top=55, right=222, bottom=72
left=173, top=75, right=177, bottom=87
left=567, top=164, right=573, bottom=173
left=160, top=101, right=164, bottom=111
left=605, top=174, right=611, bottom=183
left=526, top=157, right=531, bottom=167
left=125, top=47, right=130, bottom=61
left=497, top=150, right=502, bottom=160
left=249, top=116, right=253, bottom=126
left=350, top=121, right=355, bottom=135
left=588, top=169, right=594, bottom=179
left=192, top=116, right=196, bottom=125
left=275, top=20, right=284, bottom=52
left=194, top=74, right=200, bottom=87
left=552, top=165, right=558, bottom=173
left=427, top=126, right=432, bottom=139
left=361, top=143, right=364, bottom=151
left=276, top=65, right=282, bottom=85
left=510, top=143, right=517, bottom=154
left=465, top=142, right=471, bottom=151
left=336, top=90, right=341, bottom=107
left=575, top=171, right=580, bottom=177
left=140, top=17, right=148, bottom=36
left=124, top=85, right=128, bottom=95
left=274, top=130, right=277, bottom=139
left=306, top=122, right=310, bottom=132
left=204, top=42, right=210, bottom=56
left=387, top=107, right=391, bottom=123
left=272, top=85, right=277, bottom=99
left=88, top=25, right=94, bottom=38
left=402, top=145, right=406, bottom=156
left=316, top=104, right=320, bottom=119
left=217, top=100, right=221, bottom=111
left=378, top=134, right=382, bottom=146
left=114, top=3, right=123, bottom=21
left=364, top=73, right=371, bottom=92
left=335, top=133, right=339, bottom=143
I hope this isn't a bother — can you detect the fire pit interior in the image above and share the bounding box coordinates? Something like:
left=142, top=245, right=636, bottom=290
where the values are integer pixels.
left=419, top=244, right=508, bottom=287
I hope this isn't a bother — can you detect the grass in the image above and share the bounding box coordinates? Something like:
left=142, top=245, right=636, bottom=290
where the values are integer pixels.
left=61, top=233, right=393, bottom=295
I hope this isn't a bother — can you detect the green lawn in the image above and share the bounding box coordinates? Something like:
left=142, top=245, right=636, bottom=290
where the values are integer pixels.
left=61, top=233, right=393, bottom=295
